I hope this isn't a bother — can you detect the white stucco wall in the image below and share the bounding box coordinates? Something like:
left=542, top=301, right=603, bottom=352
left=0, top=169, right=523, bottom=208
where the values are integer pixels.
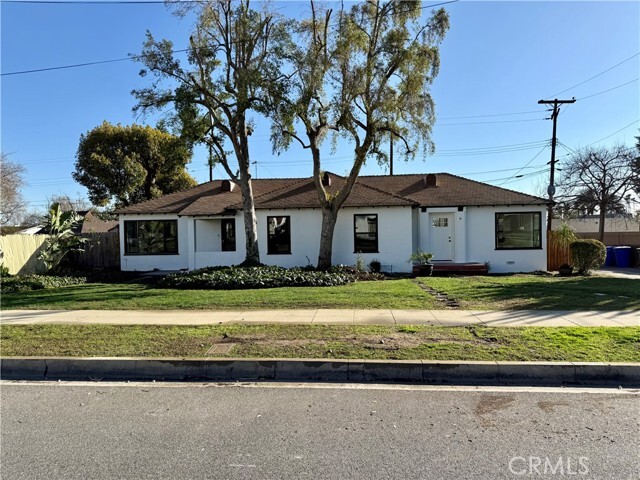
left=119, top=204, right=546, bottom=274
left=465, top=206, right=547, bottom=273
left=120, top=207, right=415, bottom=273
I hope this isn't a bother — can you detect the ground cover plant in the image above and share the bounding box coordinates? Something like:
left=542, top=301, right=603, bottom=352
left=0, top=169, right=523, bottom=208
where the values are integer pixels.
left=2, top=324, right=638, bottom=362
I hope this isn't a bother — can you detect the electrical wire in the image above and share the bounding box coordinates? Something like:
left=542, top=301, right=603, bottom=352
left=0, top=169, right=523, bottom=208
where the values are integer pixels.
left=546, top=52, right=640, bottom=98
left=496, top=145, right=549, bottom=186
left=578, top=77, right=640, bottom=101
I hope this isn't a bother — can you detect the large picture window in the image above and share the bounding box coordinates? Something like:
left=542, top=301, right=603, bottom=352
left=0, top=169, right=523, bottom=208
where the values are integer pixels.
left=221, top=219, right=236, bottom=252
left=124, top=220, right=178, bottom=255
left=354, top=214, right=378, bottom=253
left=495, top=212, right=541, bottom=249
left=267, top=216, right=291, bottom=254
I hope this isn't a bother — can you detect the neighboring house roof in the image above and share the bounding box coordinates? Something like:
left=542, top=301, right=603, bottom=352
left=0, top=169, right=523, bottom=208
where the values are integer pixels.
left=16, top=225, right=47, bottom=235
left=114, top=172, right=548, bottom=216
left=80, top=211, right=119, bottom=234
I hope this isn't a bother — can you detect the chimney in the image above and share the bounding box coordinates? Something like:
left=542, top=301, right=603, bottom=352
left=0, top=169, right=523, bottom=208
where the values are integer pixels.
left=322, top=172, right=331, bottom=187
left=220, top=180, right=235, bottom=192
left=423, top=174, right=437, bottom=188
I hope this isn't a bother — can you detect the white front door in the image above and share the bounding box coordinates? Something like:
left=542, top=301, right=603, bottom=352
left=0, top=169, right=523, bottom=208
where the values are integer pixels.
left=430, top=213, right=454, bottom=261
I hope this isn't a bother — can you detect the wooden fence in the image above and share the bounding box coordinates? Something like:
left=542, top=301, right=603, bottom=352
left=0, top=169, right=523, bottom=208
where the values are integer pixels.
left=547, top=231, right=640, bottom=271
left=69, top=232, right=120, bottom=270
left=0, top=234, right=49, bottom=275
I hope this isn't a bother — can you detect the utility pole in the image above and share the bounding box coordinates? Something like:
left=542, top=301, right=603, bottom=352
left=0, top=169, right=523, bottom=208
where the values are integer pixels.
left=389, top=131, right=394, bottom=176
left=537, top=97, right=575, bottom=232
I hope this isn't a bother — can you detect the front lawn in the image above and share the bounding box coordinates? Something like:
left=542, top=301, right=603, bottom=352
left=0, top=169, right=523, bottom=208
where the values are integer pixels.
left=2, top=275, right=637, bottom=311
left=419, top=275, right=640, bottom=310
left=2, top=324, right=638, bottom=362
left=0, top=279, right=436, bottom=311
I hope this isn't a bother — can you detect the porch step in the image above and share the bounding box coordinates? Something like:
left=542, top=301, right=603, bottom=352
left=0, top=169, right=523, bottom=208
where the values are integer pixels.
left=432, top=262, right=488, bottom=276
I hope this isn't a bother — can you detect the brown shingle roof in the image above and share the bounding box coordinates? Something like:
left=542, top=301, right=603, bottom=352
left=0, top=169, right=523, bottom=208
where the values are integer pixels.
left=114, top=172, right=548, bottom=216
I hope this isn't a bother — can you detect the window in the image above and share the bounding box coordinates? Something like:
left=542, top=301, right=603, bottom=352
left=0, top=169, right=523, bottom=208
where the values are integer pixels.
left=354, top=214, right=378, bottom=253
left=124, top=220, right=178, bottom=255
left=495, top=212, right=542, bottom=249
left=432, top=217, right=449, bottom=227
left=221, top=219, right=236, bottom=252
left=267, top=216, right=291, bottom=254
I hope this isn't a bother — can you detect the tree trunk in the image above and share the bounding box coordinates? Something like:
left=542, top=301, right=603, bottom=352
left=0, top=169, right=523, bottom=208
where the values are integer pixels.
left=317, top=204, right=339, bottom=270
left=598, top=206, right=606, bottom=243
left=238, top=168, right=260, bottom=266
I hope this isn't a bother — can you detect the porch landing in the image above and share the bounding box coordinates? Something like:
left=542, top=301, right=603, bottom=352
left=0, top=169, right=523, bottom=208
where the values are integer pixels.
left=432, top=262, right=488, bottom=275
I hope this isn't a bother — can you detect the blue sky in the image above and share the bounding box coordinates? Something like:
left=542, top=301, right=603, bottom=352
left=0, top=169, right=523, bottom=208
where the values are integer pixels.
left=1, top=0, right=639, bottom=214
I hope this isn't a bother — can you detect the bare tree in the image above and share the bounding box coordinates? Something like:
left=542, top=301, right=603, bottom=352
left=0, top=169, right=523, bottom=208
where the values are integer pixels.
left=557, top=144, right=635, bottom=241
left=133, top=0, right=287, bottom=266
left=0, top=153, right=27, bottom=226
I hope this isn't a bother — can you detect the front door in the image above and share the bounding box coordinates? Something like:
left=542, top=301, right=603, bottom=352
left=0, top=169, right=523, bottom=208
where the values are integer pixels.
left=430, top=213, right=454, bottom=261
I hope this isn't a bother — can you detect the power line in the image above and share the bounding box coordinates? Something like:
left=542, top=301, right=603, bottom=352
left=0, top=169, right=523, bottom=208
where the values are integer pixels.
left=439, top=109, right=544, bottom=120
left=586, top=118, right=640, bottom=146
left=438, top=118, right=545, bottom=126
left=546, top=52, right=640, bottom=98
left=578, top=77, right=640, bottom=101
left=497, top=145, right=549, bottom=187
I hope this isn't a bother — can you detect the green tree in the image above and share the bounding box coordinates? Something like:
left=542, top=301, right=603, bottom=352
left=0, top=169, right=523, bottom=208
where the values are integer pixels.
left=132, top=0, right=287, bottom=266
left=272, top=0, right=449, bottom=269
left=37, top=203, right=88, bottom=271
left=73, top=122, right=196, bottom=208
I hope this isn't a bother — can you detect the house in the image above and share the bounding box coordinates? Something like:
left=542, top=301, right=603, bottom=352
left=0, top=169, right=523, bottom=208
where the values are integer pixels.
left=80, top=210, right=119, bottom=234
left=114, top=172, right=550, bottom=274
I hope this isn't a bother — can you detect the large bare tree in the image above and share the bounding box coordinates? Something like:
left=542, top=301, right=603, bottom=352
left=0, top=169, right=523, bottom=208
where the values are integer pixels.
left=557, top=144, right=636, bottom=241
left=0, top=153, right=27, bottom=226
left=272, top=0, right=449, bottom=269
left=133, top=0, right=287, bottom=265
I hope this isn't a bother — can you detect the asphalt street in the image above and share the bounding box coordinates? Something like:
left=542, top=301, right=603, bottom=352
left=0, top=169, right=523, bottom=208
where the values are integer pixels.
left=1, top=382, right=639, bottom=479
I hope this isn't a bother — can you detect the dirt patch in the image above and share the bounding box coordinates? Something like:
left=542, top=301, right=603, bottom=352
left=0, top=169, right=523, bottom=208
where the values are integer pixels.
left=475, top=395, right=516, bottom=427
left=537, top=401, right=569, bottom=413
left=220, top=332, right=497, bottom=351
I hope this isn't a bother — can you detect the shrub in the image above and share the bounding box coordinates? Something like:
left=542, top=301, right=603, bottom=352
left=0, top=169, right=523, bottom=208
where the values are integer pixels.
left=159, top=265, right=359, bottom=290
left=369, top=259, right=381, bottom=273
left=1, top=274, right=88, bottom=294
left=570, top=239, right=606, bottom=275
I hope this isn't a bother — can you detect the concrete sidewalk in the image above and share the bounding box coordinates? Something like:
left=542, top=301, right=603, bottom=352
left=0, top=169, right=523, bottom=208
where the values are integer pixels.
left=1, top=309, right=638, bottom=327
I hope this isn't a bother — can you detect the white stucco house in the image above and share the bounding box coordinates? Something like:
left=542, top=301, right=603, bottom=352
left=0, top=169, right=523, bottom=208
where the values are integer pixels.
left=114, top=172, right=549, bottom=274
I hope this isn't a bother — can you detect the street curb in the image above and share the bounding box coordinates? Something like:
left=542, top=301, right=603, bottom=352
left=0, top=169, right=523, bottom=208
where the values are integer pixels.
left=2, top=357, right=639, bottom=386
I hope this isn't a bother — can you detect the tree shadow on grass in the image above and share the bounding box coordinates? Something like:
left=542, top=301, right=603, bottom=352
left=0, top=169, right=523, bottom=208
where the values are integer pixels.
left=440, top=277, right=640, bottom=310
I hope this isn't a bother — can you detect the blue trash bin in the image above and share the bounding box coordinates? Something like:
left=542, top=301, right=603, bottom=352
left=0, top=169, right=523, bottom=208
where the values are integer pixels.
left=605, top=246, right=616, bottom=267
left=613, top=246, right=632, bottom=268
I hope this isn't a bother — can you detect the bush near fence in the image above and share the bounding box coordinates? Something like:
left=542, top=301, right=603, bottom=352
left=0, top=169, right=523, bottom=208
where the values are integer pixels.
left=548, top=231, right=640, bottom=271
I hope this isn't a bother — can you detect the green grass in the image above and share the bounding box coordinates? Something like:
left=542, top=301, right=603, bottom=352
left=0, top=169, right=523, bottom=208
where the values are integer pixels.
left=418, top=275, right=640, bottom=310
left=0, top=279, right=437, bottom=311
left=2, top=324, right=638, bottom=362
left=2, top=275, right=638, bottom=312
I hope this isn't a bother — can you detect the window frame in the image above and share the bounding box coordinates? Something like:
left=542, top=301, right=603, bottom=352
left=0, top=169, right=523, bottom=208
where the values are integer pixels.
left=220, top=218, right=236, bottom=252
left=267, top=215, right=291, bottom=255
left=495, top=211, right=542, bottom=250
left=124, top=219, right=179, bottom=256
left=353, top=213, right=379, bottom=253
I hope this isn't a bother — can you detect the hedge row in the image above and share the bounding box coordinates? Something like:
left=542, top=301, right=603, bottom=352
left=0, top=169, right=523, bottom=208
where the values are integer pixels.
left=1, top=275, right=88, bottom=294
left=159, top=266, right=368, bottom=290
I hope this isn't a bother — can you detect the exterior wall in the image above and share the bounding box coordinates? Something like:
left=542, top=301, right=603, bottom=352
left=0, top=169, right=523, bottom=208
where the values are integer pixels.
left=192, top=216, right=245, bottom=269
left=466, top=206, right=547, bottom=273
left=119, top=214, right=190, bottom=272
left=119, top=205, right=546, bottom=274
